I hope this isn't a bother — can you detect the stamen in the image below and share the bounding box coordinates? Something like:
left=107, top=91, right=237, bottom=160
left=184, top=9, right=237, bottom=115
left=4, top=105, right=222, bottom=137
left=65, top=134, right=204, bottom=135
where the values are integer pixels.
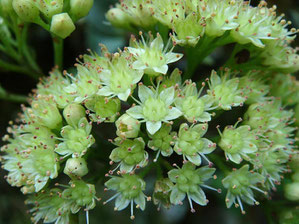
left=236, top=196, right=245, bottom=214
left=187, top=195, right=195, bottom=213
left=103, top=192, right=120, bottom=205
left=154, top=150, right=161, bottom=162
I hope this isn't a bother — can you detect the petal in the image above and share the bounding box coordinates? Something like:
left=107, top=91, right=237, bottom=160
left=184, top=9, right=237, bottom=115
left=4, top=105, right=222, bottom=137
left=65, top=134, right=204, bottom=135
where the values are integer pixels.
left=134, top=193, right=146, bottom=211
left=115, top=195, right=130, bottom=211
left=170, top=186, right=186, bottom=205
left=132, top=60, right=147, bottom=70
left=187, top=154, right=201, bottom=166
left=210, top=71, right=221, bottom=86
left=168, top=169, right=180, bottom=183
left=165, top=52, right=183, bottom=64
left=189, top=187, right=207, bottom=206
left=196, top=112, right=211, bottom=123
left=127, top=47, right=145, bottom=56
left=159, top=87, right=175, bottom=106
left=126, top=106, right=144, bottom=119
left=146, top=121, right=162, bottom=135
left=105, top=177, right=121, bottom=190
left=228, top=153, right=242, bottom=164
left=120, top=162, right=134, bottom=173
left=138, top=85, right=154, bottom=103
left=150, top=35, right=164, bottom=50
left=197, top=166, right=216, bottom=181
left=164, top=107, right=182, bottom=121
left=117, top=88, right=131, bottom=101
left=201, top=138, right=216, bottom=154
left=225, top=191, right=235, bottom=208
left=153, top=64, right=168, bottom=74
left=97, top=86, right=114, bottom=97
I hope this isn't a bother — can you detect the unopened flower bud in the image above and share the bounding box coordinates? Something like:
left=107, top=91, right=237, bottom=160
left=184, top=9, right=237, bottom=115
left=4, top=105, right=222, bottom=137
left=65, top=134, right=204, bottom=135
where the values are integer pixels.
left=70, top=0, right=93, bottom=21
left=285, top=182, right=299, bottom=201
left=63, top=103, right=86, bottom=127
left=1, top=0, right=14, bottom=15
left=64, top=158, right=88, bottom=178
left=12, top=0, right=40, bottom=22
left=50, top=13, right=75, bottom=39
left=106, top=8, right=131, bottom=29
left=38, top=0, right=63, bottom=19
left=116, top=114, right=140, bottom=139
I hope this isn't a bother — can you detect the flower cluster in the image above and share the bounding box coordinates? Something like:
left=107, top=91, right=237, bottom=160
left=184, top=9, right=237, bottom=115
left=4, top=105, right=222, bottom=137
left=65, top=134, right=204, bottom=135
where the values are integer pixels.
left=107, top=0, right=299, bottom=72
left=1, top=0, right=93, bottom=39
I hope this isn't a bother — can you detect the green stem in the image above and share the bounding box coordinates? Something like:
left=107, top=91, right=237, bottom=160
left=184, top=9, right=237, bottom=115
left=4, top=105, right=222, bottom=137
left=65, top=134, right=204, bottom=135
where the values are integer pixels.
left=21, top=24, right=42, bottom=73
left=52, top=35, right=64, bottom=69
left=208, top=154, right=230, bottom=175
left=0, top=87, right=28, bottom=103
left=184, top=33, right=234, bottom=80
left=0, top=59, right=40, bottom=79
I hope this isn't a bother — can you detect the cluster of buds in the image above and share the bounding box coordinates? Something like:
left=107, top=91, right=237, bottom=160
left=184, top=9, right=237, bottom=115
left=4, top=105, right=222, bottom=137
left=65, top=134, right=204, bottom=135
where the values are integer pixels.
left=0, top=2, right=298, bottom=222
left=1, top=0, right=93, bottom=39
left=107, top=0, right=299, bottom=72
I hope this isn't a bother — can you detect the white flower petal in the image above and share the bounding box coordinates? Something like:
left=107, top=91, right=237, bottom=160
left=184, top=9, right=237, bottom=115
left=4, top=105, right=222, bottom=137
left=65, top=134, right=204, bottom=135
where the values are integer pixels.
left=126, top=106, right=144, bottom=119
left=165, top=52, right=183, bottom=64
left=138, top=85, right=154, bottom=103
left=164, top=107, right=182, bottom=121
left=159, top=87, right=175, bottom=106
left=153, top=64, right=168, bottom=74
left=146, top=121, right=162, bottom=135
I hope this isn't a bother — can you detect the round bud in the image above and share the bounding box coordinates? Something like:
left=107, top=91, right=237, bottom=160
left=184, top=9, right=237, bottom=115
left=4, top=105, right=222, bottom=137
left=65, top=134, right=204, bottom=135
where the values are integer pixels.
left=1, top=0, right=14, bottom=15
left=64, top=157, right=88, bottom=178
left=285, top=182, right=299, bottom=201
left=37, top=0, right=63, bottom=19
left=12, top=0, right=40, bottom=22
left=63, top=103, right=86, bottom=127
left=70, top=0, right=93, bottom=21
left=115, top=114, right=140, bottom=139
left=50, top=13, right=75, bottom=39
left=106, top=8, right=131, bottom=29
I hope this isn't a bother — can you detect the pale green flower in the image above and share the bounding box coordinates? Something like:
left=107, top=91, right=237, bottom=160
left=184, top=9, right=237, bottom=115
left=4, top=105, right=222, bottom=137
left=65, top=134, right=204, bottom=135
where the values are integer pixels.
left=222, top=165, right=265, bottom=214
left=104, top=174, right=148, bottom=219
left=55, top=117, right=95, bottom=158
left=126, top=85, right=182, bottom=135
left=128, top=34, right=183, bottom=76
left=97, top=54, right=143, bottom=101
left=175, top=80, right=215, bottom=123
left=174, top=123, right=216, bottom=166
left=168, top=162, right=217, bottom=212
left=207, top=70, right=246, bottom=110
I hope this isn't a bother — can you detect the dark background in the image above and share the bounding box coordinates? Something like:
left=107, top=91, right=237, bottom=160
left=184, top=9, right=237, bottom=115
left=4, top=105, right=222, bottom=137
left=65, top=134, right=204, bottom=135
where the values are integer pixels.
left=0, top=1, right=298, bottom=223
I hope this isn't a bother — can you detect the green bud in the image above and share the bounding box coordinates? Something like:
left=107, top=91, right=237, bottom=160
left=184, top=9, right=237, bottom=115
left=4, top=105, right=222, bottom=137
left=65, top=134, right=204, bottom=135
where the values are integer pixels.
left=63, top=103, right=86, bottom=127
left=50, top=13, right=75, bottom=39
left=64, top=158, right=88, bottom=178
left=55, top=117, right=95, bottom=158
left=168, top=162, right=216, bottom=210
left=222, top=165, right=265, bottom=213
left=85, top=96, right=121, bottom=123
left=70, top=0, right=93, bottom=21
left=219, top=124, right=258, bottom=164
left=24, top=95, right=62, bottom=130
left=174, top=123, right=215, bottom=166
left=106, top=8, right=131, bottom=29
left=1, top=0, right=14, bottom=15
left=63, top=180, right=96, bottom=211
left=153, top=178, right=174, bottom=209
left=116, top=114, right=140, bottom=139
left=110, top=137, right=147, bottom=173
left=285, top=182, right=299, bottom=201
left=12, top=0, right=40, bottom=22
left=37, top=0, right=63, bottom=19
left=104, top=174, right=147, bottom=216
